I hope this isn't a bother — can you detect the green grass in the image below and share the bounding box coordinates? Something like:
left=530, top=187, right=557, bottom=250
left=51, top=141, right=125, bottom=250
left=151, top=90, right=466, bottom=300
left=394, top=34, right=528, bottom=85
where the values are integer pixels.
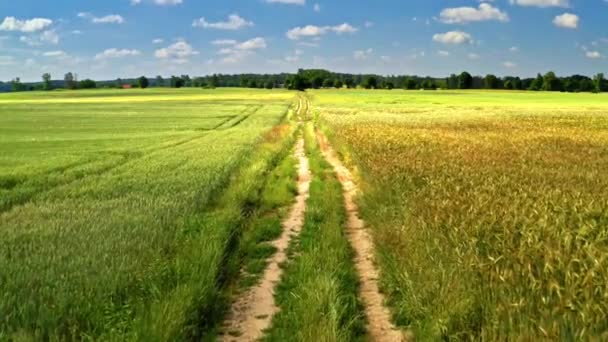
left=264, top=123, right=365, bottom=342
left=0, top=88, right=296, bottom=340
left=314, top=89, right=608, bottom=340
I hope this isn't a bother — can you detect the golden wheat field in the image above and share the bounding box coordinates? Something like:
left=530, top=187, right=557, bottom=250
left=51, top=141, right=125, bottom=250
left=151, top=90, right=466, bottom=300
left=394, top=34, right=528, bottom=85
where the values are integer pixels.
left=312, top=89, right=608, bottom=340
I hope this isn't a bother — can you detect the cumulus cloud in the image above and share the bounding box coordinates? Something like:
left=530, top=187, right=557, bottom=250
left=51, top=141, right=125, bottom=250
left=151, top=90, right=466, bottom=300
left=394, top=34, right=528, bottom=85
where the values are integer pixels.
left=509, top=0, right=569, bottom=7
left=215, top=37, right=267, bottom=64
left=193, top=14, right=253, bottom=30
left=0, top=17, right=53, bottom=32
left=433, top=31, right=473, bottom=44
left=42, top=50, right=68, bottom=58
left=20, top=30, right=59, bottom=46
left=78, top=13, right=125, bottom=24
left=553, top=13, right=579, bottom=29
left=155, top=40, right=199, bottom=64
left=286, top=23, right=357, bottom=40
left=95, top=48, right=141, bottom=60
left=585, top=51, right=602, bottom=59
left=440, top=4, right=509, bottom=24
left=353, top=48, right=373, bottom=60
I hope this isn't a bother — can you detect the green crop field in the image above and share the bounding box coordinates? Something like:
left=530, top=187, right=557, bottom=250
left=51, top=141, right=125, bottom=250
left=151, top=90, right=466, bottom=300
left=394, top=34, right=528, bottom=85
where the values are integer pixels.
left=0, top=88, right=297, bottom=340
left=2, top=88, right=608, bottom=341
left=314, top=89, right=608, bottom=340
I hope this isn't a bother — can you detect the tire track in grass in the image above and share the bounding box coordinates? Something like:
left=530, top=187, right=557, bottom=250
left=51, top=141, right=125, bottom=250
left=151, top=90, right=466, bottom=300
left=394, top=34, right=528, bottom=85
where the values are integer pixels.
left=316, top=130, right=409, bottom=342
left=221, top=136, right=311, bottom=342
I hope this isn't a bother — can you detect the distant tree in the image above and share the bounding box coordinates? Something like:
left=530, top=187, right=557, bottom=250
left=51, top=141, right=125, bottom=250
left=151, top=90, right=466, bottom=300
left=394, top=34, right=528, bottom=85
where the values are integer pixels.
left=288, top=74, right=309, bottom=91
left=264, top=80, right=274, bottom=89
left=594, top=73, right=605, bottom=93
left=64, top=72, right=77, bottom=90
left=484, top=74, right=500, bottom=89
left=11, top=77, right=25, bottom=92
left=323, top=79, right=334, bottom=88
left=79, top=79, right=97, bottom=89
left=447, top=74, right=459, bottom=89
left=169, top=76, right=184, bottom=88
left=42, top=73, right=52, bottom=90
left=312, top=76, right=324, bottom=89
left=421, top=78, right=437, bottom=90
left=115, top=78, right=124, bottom=88
left=155, top=75, right=164, bottom=87
left=181, top=75, right=192, bottom=87
left=458, top=72, right=473, bottom=89
left=504, top=79, right=514, bottom=90
left=248, top=79, right=258, bottom=88
left=137, top=76, right=149, bottom=89
left=385, top=82, right=395, bottom=90
left=334, top=79, right=344, bottom=89
left=404, top=78, right=417, bottom=90
left=513, top=77, right=522, bottom=90
left=362, top=76, right=378, bottom=89
left=529, top=73, right=544, bottom=91
left=209, top=74, right=220, bottom=88
left=344, top=78, right=355, bottom=89
left=542, top=71, right=562, bottom=92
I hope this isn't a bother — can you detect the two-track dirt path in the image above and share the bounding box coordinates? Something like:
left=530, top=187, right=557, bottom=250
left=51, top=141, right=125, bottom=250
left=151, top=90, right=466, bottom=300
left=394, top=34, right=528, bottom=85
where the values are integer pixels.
left=221, top=137, right=311, bottom=342
left=317, top=131, right=407, bottom=342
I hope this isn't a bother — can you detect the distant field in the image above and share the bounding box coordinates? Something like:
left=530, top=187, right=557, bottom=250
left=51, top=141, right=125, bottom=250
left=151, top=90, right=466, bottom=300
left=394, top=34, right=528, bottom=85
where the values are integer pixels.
left=0, top=88, right=295, bottom=339
left=314, top=89, right=608, bottom=340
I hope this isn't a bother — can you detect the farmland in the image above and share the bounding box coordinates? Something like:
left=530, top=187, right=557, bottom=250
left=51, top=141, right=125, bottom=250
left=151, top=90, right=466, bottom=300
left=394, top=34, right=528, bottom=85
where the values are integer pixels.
left=2, top=87, right=608, bottom=341
left=0, top=88, right=296, bottom=339
left=313, top=89, right=608, bottom=340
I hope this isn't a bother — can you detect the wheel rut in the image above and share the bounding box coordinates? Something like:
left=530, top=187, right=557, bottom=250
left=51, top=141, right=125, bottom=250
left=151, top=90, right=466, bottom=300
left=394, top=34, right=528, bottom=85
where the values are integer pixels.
left=316, top=130, right=409, bottom=342
left=220, top=136, right=311, bottom=342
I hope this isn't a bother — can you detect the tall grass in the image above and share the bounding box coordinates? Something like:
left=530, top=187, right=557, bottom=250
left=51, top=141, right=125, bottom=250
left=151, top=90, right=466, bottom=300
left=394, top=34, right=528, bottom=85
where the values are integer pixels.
left=315, top=89, right=608, bottom=340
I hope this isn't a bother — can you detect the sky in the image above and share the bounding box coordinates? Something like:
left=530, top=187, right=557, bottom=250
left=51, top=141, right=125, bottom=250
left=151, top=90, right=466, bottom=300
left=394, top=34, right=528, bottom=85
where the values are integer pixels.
left=0, top=0, right=607, bottom=82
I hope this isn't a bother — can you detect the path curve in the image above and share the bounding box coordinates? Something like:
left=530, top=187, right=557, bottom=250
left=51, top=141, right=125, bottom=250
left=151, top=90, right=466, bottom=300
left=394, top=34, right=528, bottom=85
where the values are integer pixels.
left=317, top=130, right=409, bottom=342
left=221, top=137, right=311, bottom=342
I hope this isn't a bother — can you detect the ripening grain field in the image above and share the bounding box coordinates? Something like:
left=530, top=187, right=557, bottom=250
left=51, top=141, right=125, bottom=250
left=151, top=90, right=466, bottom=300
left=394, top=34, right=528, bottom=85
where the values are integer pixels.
left=0, top=88, right=296, bottom=340
left=313, top=90, right=608, bottom=340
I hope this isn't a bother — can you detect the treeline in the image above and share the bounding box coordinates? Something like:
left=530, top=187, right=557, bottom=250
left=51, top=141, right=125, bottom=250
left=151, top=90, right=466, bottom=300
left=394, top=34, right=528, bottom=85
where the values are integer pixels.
left=3, top=69, right=607, bottom=93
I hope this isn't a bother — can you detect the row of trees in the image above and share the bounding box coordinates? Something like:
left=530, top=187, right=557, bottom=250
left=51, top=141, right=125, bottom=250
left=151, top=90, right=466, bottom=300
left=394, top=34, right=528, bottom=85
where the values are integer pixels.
left=447, top=71, right=607, bottom=92
left=4, top=70, right=607, bottom=93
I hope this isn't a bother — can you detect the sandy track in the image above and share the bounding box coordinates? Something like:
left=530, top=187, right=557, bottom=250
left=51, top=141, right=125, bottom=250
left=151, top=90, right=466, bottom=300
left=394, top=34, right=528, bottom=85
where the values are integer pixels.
left=220, top=137, right=311, bottom=342
left=316, top=131, right=408, bottom=342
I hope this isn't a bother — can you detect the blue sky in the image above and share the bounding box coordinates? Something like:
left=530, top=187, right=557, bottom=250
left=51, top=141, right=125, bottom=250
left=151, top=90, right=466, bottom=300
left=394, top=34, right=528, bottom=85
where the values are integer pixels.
left=0, top=0, right=607, bottom=81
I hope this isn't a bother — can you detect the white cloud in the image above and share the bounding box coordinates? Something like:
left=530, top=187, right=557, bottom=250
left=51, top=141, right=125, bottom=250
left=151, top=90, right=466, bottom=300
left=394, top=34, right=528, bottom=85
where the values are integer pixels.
left=153, top=38, right=164, bottom=44
left=95, top=48, right=141, bottom=60
left=585, top=51, right=602, bottom=59
left=503, top=61, right=517, bottom=68
left=353, top=48, right=373, bottom=60
left=78, top=13, right=125, bottom=24
left=553, top=13, right=579, bottom=29
left=0, top=17, right=53, bottom=32
left=20, top=30, right=59, bottom=46
left=438, top=50, right=450, bottom=57
left=433, top=31, right=473, bottom=45
left=509, top=0, right=569, bottom=7
left=440, top=4, right=509, bottom=24
left=314, top=4, right=321, bottom=12
left=43, top=50, right=68, bottom=58
left=214, top=37, right=267, bottom=64
left=155, top=40, right=199, bottom=64
left=193, top=14, right=253, bottom=30
left=468, top=53, right=480, bottom=60
left=212, top=39, right=238, bottom=46
left=286, top=23, right=357, bottom=40
left=155, top=0, right=182, bottom=4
